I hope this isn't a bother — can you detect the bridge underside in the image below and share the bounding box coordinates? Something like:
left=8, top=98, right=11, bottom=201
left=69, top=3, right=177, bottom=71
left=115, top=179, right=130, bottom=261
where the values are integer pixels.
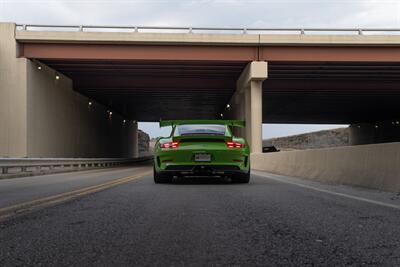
left=3, top=23, right=400, bottom=157
left=39, top=59, right=400, bottom=124
left=40, top=60, right=244, bottom=121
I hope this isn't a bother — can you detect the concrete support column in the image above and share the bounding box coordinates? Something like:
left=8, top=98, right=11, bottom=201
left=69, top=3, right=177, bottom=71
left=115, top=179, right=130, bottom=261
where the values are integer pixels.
left=245, top=80, right=263, bottom=153
left=230, top=91, right=245, bottom=137
left=232, top=61, right=268, bottom=153
left=0, top=23, right=28, bottom=157
left=350, top=121, right=400, bottom=145
left=349, top=123, right=375, bottom=145
left=133, top=122, right=139, bottom=158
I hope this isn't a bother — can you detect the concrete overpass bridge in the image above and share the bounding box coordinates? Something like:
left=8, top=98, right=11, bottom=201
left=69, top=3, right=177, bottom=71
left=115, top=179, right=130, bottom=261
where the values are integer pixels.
left=3, top=24, right=400, bottom=265
left=2, top=23, right=400, bottom=159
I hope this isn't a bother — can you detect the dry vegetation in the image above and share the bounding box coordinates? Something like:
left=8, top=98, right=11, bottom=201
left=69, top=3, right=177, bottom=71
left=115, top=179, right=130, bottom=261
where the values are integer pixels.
left=263, top=127, right=349, bottom=151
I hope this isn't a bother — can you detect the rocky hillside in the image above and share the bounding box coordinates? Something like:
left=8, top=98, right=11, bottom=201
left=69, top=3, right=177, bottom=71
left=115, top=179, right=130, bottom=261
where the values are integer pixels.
left=149, top=138, right=158, bottom=152
left=263, top=127, right=349, bottom=151
left=138, top=129, right=150, bottom=155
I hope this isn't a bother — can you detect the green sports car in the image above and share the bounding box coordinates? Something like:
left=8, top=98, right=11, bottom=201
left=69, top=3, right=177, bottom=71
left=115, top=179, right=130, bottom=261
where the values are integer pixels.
left=153, top=120, right=250, bottom=183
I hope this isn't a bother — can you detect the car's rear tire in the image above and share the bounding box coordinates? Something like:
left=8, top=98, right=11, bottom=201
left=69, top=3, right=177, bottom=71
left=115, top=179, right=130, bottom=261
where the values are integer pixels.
left=232, top=170, right=250, bottom=184
left=153, top=166, right=172, bottom=184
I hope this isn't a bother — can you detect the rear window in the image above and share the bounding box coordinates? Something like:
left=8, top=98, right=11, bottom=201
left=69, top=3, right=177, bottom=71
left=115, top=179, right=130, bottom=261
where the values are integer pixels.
left=176, top=124, right=227, bottom=136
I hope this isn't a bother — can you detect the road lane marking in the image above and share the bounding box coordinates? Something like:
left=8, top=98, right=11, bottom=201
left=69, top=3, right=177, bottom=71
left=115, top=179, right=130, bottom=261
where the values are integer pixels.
left=0, top=167, right=152, bottom=221
left=0, top=164, right=149, bottom=181
left=253, top=171, right=400, bottom=210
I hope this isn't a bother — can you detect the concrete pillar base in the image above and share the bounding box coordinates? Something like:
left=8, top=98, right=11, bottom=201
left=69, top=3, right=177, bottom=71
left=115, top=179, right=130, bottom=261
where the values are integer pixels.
left=228, top=61, right=268, bottom=153
left=133, top=122, right=139, bottom=158
left=245, top=80, right=263, bottom=153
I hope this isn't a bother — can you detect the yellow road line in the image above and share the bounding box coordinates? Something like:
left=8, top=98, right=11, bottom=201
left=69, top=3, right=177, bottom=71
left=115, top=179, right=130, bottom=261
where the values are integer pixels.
left=0, top=167, right=152, bottom=221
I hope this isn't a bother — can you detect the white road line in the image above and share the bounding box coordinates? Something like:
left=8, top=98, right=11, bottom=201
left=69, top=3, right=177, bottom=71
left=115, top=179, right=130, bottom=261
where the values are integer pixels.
left=253, top=171, right=400, bottom=210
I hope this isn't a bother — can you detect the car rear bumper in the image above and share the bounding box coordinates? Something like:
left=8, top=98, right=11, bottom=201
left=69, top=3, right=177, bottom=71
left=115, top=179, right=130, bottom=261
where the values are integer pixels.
left=159, top=164, right=248, bottom=177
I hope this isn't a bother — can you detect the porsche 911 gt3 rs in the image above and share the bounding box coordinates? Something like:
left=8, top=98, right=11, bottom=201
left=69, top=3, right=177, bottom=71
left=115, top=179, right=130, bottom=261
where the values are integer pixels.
left=153, top=120, right=250, bottom=183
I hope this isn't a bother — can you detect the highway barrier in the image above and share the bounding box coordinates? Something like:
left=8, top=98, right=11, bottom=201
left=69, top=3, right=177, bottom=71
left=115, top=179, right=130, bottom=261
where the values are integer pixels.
left=0, top=156, right=152, bottom=177
left=251, top=142, right=400, bottom=192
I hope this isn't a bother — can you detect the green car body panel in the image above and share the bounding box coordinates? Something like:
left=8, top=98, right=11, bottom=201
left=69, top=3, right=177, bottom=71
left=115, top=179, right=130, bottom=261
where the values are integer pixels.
left=153, top=120, right=250, bottom=183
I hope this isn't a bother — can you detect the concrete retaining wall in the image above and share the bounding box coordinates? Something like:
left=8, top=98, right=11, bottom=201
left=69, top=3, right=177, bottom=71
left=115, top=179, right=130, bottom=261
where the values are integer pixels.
left=26, top=61, right=136, bottom=157
left=0, top=23, right=28, bottom=156
left=0, top=23, right=137, bottom=158
left=251, top=142, right=400, bottom=192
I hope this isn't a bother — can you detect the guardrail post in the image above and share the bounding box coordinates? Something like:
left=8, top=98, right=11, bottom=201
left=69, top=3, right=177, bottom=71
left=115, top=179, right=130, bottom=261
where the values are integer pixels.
left=2, top=167, right=8, bottom=174
left=79, top=25, right=83, bottom=32
left=21, top=166, right=27, bottom=172
left=189, top=27, right=193, bottom=34
left=243, top=28, right=247, bottom=34
left=358, top=29, right=363, bottom=35
left=300, top=29, right=305, bottom=35
left=134, top=26, right=138, bottom=32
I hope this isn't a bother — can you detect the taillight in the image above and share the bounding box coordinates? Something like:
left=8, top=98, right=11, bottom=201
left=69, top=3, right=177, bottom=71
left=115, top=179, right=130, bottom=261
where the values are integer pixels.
left=226, top=141, right=245, bottom=148
left=160, top=141, right=180, bottom=149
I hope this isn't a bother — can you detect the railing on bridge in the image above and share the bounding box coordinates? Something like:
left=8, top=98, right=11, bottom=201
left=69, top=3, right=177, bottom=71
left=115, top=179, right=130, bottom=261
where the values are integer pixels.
left=15, top=24, right=400, bottom=36
left=0, top=156, right=152, bottom=176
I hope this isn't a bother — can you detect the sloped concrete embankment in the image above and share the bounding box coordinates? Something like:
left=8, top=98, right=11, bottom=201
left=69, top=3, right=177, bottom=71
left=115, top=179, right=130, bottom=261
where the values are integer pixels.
left=251, top=142, right=400, bottom=192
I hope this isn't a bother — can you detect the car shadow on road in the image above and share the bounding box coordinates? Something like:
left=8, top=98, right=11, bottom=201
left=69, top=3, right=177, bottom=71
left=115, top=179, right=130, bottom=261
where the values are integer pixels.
left=169, top=177, right=235, bottom=185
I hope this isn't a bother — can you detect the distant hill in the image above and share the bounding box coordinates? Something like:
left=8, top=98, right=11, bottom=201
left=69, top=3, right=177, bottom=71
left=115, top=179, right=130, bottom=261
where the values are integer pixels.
left=138, top=130, right=150, bottom=154
left=263, top=127, right=349, bottom=151
left=149, top=138, right=158, bottom=152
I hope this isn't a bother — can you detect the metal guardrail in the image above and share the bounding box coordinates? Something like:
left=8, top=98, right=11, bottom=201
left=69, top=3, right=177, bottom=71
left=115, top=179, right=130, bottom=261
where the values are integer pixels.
left=0, top=156, right=152, bottom=175
left=15, top=24, right=400, bottom=36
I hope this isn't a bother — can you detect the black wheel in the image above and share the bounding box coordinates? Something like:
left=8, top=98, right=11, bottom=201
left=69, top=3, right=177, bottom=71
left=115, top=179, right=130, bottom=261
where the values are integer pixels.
left=232, top=169, right=250, bottom=184
left=153, top=165, right=171, bottom=184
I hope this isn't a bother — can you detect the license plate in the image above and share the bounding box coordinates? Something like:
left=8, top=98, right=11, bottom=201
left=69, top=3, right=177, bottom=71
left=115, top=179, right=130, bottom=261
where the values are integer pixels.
left=194, top=154, right=211, bottom=162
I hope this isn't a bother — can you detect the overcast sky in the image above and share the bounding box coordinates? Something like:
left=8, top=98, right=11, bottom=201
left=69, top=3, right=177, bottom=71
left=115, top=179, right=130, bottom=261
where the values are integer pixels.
left=1, top=0, right=399, bottom=138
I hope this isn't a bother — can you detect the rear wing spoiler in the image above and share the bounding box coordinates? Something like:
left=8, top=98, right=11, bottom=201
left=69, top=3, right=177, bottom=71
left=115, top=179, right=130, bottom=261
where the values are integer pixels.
left=160, top=120, right=245, bottom=128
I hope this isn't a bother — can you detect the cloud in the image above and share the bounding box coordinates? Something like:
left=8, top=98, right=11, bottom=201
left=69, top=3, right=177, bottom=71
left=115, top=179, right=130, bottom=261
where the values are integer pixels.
left=335, top=0, right=400, bottom=27
left=1, top=0, right=399, bottom=28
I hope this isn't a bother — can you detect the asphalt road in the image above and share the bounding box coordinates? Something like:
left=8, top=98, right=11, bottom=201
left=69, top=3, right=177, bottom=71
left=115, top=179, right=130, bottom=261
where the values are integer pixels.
left=0, top=164, right=150, bottom=209
left=1, top=165, right=400, bottom=266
